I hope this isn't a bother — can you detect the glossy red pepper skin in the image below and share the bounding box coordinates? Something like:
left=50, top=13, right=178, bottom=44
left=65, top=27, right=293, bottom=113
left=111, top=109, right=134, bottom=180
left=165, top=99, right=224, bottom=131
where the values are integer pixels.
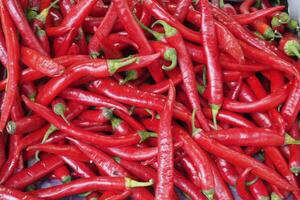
left=5, top=156, right=64, bottom=189
left=53, top=165, right=72, bottom=183
left=155, top=82, right=175, bottom=200
left=0, top=185, right=42, bottom=200
left=22, top=96, right=152, bottom=147
left=0, top=0, right=20, bottom=131
left=61, top=156, right=96, bottom=178
left=21, top=46, right=65, bottom=77
left=27, top=144, right=89, bottom=162
left=289, top=121, right=300, bottom=175
left=236, top=168, right=254, bottom=200
left=172, top=0, right=190, bottom=22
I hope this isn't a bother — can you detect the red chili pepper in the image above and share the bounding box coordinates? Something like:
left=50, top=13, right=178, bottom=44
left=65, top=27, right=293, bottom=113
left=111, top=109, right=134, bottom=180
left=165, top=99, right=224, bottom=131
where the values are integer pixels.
left=99, top=190, right=131, bottom=200
left=0, top=0, right=20, bottom=131
left=200, top=0, right=223, bottom=129
left=111, top=117, right=133, bottom=136
left=214, top=156, right=238, bottom=186
left=236, top=167, right=254, bottom=200
left=0, top=185, right=42, bottom=200
left=289, top=121, right=300, bottom=175
left=180, top=156, right=201, bottom=187
left=222, top=86, right=288, bottom=113
left=155, top=81, right=175, bottom=199
left=78, top=108, right=113, bottom=124
left=5, top=155, right=64, bottom=189
left=30, top=177, right=153, bottom=199
left=172, top=0, right=191, bottom=22
left=207, top=128, right=299, bottom=146
left=27, top=144, right=89, bottom=162
left=279, top=33, right=300, bottom=59
left=22, top=96, right=156, bottom=147
left=6, top=115, right=46, bottom=135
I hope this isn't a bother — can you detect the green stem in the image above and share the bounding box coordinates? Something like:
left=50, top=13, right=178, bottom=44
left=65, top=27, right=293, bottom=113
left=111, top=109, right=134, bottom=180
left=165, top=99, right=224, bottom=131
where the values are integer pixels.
left=102, top=108, right=113, bottom=120
left=35, top=0, right=60, bottom=23
left=285, top=133, right=300, bottom=144
left=53, top=103, right=70, bottom=125
left=211, top=104, right=220, bottom=130
left=191, top=109, right=201, bottom=136
left=125, top=178, right=153, bottom=188
left=263, top=27, right=275, bottom=40
left=162, top=48, right=177, bottom=71
left=119, top=70, right=138, bottom=84
left=219, top=0, right=224, bottom=8
left=138, top=131, right=157, bottom=142
left=107, top=56, right=138, bottom=75
left=151, top=20, right=178, bottom=37
left=35, top=124, right=57, bottom=161
left=284, top=40, right=300, bottom=59
left=197, top=84, right=205, bottom=95
left=111, top=117, right=122, bottom=130
left=245, top=176, right=258, bottom=186
left=271, top=192, right=282, bottom=200
left=61, top=175, right=72, bottom=184
left=290, top=167, right=300, bottom=176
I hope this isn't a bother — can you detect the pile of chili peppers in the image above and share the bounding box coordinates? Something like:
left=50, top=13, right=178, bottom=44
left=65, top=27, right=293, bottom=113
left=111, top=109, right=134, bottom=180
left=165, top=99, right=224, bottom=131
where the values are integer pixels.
left=0, top=0, right=300, bottom=199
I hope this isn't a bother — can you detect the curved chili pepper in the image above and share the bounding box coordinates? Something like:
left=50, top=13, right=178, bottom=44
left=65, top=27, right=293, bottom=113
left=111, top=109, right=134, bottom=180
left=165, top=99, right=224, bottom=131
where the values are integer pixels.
left=111, top=117, right=133, bottom=136
left=0, top=0, right=20, bottom=131
left=172, top=0, right=190, bottom=22
left=27, top=144, right=89, bottom=162
left=113, top=0, right=164, bottom=83
left=279, top=33, right=300, bottom=59
left=99, top=190, right=131, bottom=200
left=222, top=86, right=288, bottom=113
left=180, top=156, right=201, bottom=187
left=208, top=128, right=300, bottom=146
left=214, top=156, right=238, bottom=186
left=36, top=53, right=159, bottom=105
left=236, top=167, right=254, bottom=200
left=289, top=121, right=300, bottom=175
left=6, top=115, right=46, bottom=135
left=200, top=0, right=223, bottom=129
left=78, top=108, right=113, bottom=124
left=155, top=81, right=175, bottom=200
left=150, top=20, right=209, bottom=131
left=5, top=155, right=64, bottom=189
left=0, top=26, right=7, bottom=67
left=22, top=96, right=156, bottom=147
left=21, top=46, right=65, bottom=77
left=176, top=124, right=215, bottom=199
left=0, top=185, right=42, bottom=200
left=30, top=177, right=152, bottom=199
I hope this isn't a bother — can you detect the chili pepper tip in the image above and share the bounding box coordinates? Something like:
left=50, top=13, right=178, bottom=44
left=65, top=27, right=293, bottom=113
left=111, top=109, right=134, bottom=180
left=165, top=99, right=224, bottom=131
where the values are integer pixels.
left=202, top=189, right=214, bottom=200
left=6, top=121, right=16, bottom=134
left=125, top=177, right=153, bottom=188
left=162, top=48, right=177, bottom=71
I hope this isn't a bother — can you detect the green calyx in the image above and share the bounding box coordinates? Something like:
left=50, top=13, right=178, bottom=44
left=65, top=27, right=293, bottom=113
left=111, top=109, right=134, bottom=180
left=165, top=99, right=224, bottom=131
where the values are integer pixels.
left=125, top=178, right=153, bottom=188
left=61, top=175, right=72, bottom=184
left=6, top=121, right=16, bottom=134
left=271, top=17, right=280, bottom=28
left=36, top=27, right=46, bottom=37
left=283, top=40, right=300, bottom=59
left=35, top=0, right=59, bottom=24
left=138, top=131, right=157, bottom=142
left=102, top=108, right=113, bottom=120
left=89, top=52, right=100, bottom=59
left=202, top=189, right=214, bottom=200
left=290, top=167, right=300, bottom=175
left=26, top=185, right=36, bottom=192
left=162, top=48, right=177, bottom=71
left=285, top=133, right=300, bottom=144
left=211, top=104, right=221, bottom=130
left=263, top=28, right=276, bottom=40
left=278, top=12, right=290, bottom=24
left=53, top=103, right=70, bottom=125
left=119, top=70, right=138, bottom=84
left=254, top=0, right=262, bottom=8
left=271, top=193, right=282, bottom=200
left=191, top=109, right=201, bottom=136
left=107, top=56, right=139, bottom=75
left=254, top=31, right=266, bottom=40
left=288, top=19, right=299, bottom=31
left=26, top=8, right=38, bottom=21
left=111, top=117, right=123, bottom=130
left=151, top=20, right=178, bottom=38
